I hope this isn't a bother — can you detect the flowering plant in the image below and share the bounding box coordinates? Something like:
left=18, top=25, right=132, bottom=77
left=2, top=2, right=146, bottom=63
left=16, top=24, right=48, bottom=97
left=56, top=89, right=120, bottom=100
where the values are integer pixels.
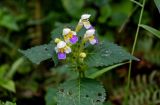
left=20, top=14, right=138, bottom=105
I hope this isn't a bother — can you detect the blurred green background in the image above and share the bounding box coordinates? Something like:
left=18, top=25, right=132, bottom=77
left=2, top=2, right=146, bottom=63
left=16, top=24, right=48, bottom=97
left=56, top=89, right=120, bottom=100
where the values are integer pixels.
left=0, top=0, right=160, bottom=105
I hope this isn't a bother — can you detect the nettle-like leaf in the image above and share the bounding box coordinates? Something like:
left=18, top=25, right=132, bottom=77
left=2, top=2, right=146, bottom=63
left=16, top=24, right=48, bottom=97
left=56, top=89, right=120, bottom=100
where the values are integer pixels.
left=85, top=42, right=139, bottom=67
left=19, top=44, right=55, bottom=64
left=57, top=78, right=106, bottom=105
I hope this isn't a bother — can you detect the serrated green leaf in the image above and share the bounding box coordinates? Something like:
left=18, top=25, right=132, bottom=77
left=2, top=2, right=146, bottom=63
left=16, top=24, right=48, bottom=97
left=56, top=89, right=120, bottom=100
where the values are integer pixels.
left=88, top=62, right=127, bottom=79
left=57, top=78, right=106, bottom=105
left=139, top=24, right=160, bottom=39
left=0, top=79, right=15, bottom=92
left=45, top=87, right=57, bottom=105
left=85, top=42, right=138, bottom=67
left=154, top=0, right=160, bottom=13
left=19, top=44, right=55, bottom=64
left=61, top=0, right=84, bottom=17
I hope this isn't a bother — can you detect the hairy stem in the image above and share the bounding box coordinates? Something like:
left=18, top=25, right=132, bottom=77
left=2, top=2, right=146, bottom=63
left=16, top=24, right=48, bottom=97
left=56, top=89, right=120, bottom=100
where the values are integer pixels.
left=124, top=0, right=146, bottom=104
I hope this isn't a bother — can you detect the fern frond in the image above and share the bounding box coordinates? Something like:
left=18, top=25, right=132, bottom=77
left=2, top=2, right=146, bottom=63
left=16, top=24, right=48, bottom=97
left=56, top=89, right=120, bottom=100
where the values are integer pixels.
left=111, top=71, right=160, bottom=105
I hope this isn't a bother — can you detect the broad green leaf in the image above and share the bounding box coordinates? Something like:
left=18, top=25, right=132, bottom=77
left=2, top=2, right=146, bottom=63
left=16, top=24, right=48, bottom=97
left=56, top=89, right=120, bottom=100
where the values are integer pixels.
left=0, top=79, right=15, bottom=92
left=57, top=78, right=106, bottom=105
left=45, top=87, right=57, bottom=105
left=85, top=42, right=138, bottom=67
left=19, top=44, right=55, bottom=64
left=154, top=0, right=160, bottom=13
left=0, top=101, right=16, bottom=105
left=88, top=62, right=127, bottom=79
left=139, top=24, right=160, bottom=39
left=61, top=0, right=84, bottom=17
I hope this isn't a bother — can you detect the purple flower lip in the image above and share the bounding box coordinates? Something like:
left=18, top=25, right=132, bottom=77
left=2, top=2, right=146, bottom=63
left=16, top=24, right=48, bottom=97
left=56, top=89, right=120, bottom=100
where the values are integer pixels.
left=69, top=35, right=78, bottom=44
left=58, top=52, right=66, bottom=59
left=88, top=26, right=94, bottom=30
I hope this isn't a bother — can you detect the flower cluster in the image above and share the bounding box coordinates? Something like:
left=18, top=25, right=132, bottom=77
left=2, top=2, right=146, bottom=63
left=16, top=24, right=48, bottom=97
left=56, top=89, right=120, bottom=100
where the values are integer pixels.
left=54, top=14, right=98, bottom=60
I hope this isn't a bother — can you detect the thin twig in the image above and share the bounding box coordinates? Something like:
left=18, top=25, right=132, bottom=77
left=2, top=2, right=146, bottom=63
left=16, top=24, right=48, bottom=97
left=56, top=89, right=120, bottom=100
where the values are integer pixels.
left=124, top=0, right=146, bottom=104
left=130, top=0, right=143, bottom=7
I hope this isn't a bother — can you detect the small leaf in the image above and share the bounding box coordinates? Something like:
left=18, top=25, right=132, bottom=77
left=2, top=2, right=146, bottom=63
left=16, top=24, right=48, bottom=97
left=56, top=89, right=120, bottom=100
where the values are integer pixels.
left=57, top=78, right=106, bottom=105
left=154, top=0, right=160, bottom=13
left=19, top=44, right=55, bottom=64
left=0, top=79, right=15, bottom=92
left=45, top=87, right=57, bottom=105
left=85, top=42, right=139, bottom=67
left=88, top=62, right=127, bottom=79
left=139, top=24, right=160, bottom=39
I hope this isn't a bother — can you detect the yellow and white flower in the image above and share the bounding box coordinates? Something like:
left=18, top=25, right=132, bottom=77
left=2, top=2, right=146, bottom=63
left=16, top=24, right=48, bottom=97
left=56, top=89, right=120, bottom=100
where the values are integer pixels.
left=54, top=40, right=71, bottom=59
left=84, top=29, right=98, bottom=45
left=76, top=14, right=94, bottom=31
left=63, top=28, right=78, bottom=44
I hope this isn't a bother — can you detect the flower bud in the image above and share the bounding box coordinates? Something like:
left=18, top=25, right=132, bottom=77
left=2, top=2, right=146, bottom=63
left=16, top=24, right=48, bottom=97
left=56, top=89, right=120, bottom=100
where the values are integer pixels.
left=80, top=52, right=86, bottom=58
left=55, top=38, right=61, bottom=43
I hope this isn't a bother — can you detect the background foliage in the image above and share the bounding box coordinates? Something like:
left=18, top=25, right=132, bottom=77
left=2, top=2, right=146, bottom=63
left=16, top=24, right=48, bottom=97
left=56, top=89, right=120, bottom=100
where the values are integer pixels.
left=0, top=0, right=159, bottom=105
